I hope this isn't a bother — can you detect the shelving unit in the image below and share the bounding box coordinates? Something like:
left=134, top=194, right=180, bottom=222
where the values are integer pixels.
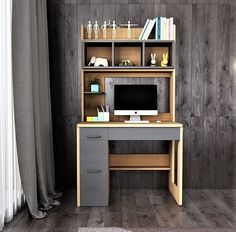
left=77, top=26, right=183, bottom=207
left=81, top=26, right=176, bottom=122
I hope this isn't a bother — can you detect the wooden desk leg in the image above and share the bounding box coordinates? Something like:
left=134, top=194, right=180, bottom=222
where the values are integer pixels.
left=169, top=127, right=183, bottom=205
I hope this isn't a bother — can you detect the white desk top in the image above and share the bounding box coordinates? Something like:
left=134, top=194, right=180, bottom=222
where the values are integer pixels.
left=77, top=122, right=183, bottom=128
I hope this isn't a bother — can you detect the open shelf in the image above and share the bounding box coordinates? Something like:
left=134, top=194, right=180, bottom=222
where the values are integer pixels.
left=84, top=91, right=105, bottom=95
left=114, top=42, right=143, bottom=66
left=82, top=41, right=174, bottom=68
left=83, top=66, right=174, bottom=70
left=83, top=42, right=112, bottom=67
left=109, top=167, right=170, bottom=170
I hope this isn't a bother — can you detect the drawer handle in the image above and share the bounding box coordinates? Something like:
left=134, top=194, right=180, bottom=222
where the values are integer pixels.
left=86, top=169, right=102, bottom=173
left=86, top=135, right=101, bottom=139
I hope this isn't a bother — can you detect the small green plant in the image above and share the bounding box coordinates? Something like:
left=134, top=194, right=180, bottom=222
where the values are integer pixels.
left=89, top=77, right=101, bottom=86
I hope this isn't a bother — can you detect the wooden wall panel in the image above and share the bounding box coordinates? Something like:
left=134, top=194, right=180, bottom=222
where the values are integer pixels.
left=178, top=4, right=192, bottom=117
left=216, top=4, right=230, bottom=117
left=47, top=1, right=236, bottom=189
left=203, top=4, right=217, bottom=117
left=191, top=4, right=205, bottom=117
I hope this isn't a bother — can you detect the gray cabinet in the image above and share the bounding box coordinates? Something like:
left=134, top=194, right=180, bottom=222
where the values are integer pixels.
left=80, top=128, right=109, bottom=206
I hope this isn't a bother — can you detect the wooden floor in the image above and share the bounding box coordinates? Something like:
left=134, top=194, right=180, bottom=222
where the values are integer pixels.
left=3, top=189, right=236, bottom=231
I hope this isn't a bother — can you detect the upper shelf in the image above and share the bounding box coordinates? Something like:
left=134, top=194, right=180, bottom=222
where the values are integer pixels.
left=82, top=39, right=175, bottom=43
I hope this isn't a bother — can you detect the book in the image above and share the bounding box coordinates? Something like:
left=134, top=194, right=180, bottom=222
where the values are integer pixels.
left=160, top=17, right=165, bottom=40
left=155, top=17, right=158, bottom=39
left=173, top=24, right=176, bottom=40
left=166, top=18, right=169, bottom=40
left=143, top=18, right=156, bottom=40
left=139, top=19, right=150, bottom=40
left=169, top=17, right=173, bottom=40
left=141, top=19, right=151, bottom=40
left=155, top=17, right=161, bottom=40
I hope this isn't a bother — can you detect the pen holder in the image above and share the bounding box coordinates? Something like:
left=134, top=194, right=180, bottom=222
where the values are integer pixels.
left=98, top=112, right=109, bottom=122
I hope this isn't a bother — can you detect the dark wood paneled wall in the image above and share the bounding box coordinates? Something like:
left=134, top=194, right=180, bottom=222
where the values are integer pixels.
left=47, top=0, right=236, bottom=189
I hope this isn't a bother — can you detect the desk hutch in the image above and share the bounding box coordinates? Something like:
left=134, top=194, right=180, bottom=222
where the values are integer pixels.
left=77, top=26, right=183, bottom=206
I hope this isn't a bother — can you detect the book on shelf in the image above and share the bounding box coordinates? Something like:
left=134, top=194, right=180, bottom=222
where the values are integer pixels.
left=143, top=19, right=156, bottom=40
left=139, top=17, right=175, bottom=40
left=138, top=19, right=150, bottom=40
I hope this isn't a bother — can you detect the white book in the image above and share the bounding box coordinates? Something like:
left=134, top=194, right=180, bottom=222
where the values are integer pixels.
left=169, top=17, right=173, bottom=40
left=143, top=19, right=156, bottom=40
left=173, top=24, right=176, bottom=41
left=166, top=18, right=169, bottom=40
left=139, top=19, right=150, bottom=40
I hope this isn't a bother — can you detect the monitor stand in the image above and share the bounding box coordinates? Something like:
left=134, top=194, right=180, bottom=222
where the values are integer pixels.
left=124, top=115, right=150, bottom=123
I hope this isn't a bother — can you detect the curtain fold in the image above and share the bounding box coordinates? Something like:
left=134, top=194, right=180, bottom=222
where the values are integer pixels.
left=0, top=0, right=25, bottom=231
left=12, top=0, right=61, bottom=218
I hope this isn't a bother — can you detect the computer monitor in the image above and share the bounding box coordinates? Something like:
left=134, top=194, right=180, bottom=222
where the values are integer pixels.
left=114, top=85, right=158, bottom=122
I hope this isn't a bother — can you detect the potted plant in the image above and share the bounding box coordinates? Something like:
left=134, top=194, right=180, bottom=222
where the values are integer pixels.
left=89, top=77, right=101, bottom=92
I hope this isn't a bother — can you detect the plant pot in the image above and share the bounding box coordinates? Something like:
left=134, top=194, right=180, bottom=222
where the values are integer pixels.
left=90, top=84, right=99, bottom=92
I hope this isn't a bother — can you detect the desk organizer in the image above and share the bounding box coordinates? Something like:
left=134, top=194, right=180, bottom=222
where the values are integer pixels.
left=86, top=112, right=109, bottom=122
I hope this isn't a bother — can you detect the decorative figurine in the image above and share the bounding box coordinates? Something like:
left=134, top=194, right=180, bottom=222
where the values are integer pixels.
left=161, top=53, right=168, bottom=67
left=127, top=21, right=131, bottom=39
left=88, top=57, right=109, bottom=67
left=111, top=20, right=118, bottom=39
left=101, top=21, right=107, bottom=39
left=87, top=20, right=92, bottom=39
left=119, top=59, right=134, bottom=66
left=120, top=21, right=138, bottom=39
left=150, top=53, right=157, bottom=66
left=93, top=21, right=99, bottom=39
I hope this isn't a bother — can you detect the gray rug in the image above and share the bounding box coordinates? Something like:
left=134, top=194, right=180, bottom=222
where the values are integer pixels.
left=77, top=227, right=236, bottom=232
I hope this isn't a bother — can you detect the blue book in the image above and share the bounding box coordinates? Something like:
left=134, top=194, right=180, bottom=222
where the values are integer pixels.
left=155, top=17, right=158, bottom=39
left=158, top=17, right=161, bottom=39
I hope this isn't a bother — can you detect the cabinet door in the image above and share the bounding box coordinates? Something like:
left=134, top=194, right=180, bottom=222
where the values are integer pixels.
left=80, top=140, right=109, bottom=206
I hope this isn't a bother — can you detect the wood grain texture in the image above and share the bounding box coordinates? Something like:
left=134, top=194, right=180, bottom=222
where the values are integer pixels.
left=203, top=4, right=217, bottom=117
left=191, top=4, right=204, bottom=116
left=216, top=4, right=230, bottom=117
left=47, top=1, right=236, bottom=189
left=178, top=4, right=192, bottom=117
left=5, top=189, right=236, bottom=230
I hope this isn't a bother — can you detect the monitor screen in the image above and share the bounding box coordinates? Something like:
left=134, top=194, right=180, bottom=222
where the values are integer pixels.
left=114, top=85, right=157, bottom=110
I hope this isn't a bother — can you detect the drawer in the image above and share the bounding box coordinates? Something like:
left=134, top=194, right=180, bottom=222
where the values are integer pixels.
left=80, top=140, right=108, bottom=164
left=80, top=171, right=109, bottom=206
left=108, top=128, right=180, bottom=140
left=81, top=128, right=107, bottom=140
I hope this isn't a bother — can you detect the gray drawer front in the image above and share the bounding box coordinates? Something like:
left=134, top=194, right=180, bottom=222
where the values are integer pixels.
left=81, top=128, right=107, bottom=140
left=81, top=172, right=109, bottom=206
left=80, top=140, right=108, bottom=172
left=80, top=140, right=109, bottom=206
left=108, top=128, right=180, bottom=140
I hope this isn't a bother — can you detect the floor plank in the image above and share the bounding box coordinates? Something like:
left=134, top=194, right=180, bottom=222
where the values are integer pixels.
left=3, top=189, right=236, bottom=231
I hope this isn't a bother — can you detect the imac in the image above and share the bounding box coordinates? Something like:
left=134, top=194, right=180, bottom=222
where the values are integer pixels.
left=114, top=85, right=158, bottom=123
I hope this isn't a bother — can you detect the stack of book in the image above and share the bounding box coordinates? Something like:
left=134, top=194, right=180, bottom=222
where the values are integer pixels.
left=139, top=17, right=176, bottom=40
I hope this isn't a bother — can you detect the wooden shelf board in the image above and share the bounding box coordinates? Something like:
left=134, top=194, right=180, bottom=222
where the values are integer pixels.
left=84, top=92, right=105, bottom=95
left=83, top=66, right=174, bottom=69
left=109, top=167, right=170, bottom=170
left=82, top=39, right=175, bottom=43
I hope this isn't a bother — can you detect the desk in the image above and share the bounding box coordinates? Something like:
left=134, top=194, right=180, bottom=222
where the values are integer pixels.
left=77, top=122, right=183, bottom=206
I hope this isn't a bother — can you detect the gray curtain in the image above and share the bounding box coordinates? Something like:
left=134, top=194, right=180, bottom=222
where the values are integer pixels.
left=12, top=0, right=61, bottom=218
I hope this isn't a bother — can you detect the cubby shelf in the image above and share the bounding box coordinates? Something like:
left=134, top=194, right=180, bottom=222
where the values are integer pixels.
left=82, top=40, right=175, bottom=67
left=83, top=66, right=174, bottom=69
